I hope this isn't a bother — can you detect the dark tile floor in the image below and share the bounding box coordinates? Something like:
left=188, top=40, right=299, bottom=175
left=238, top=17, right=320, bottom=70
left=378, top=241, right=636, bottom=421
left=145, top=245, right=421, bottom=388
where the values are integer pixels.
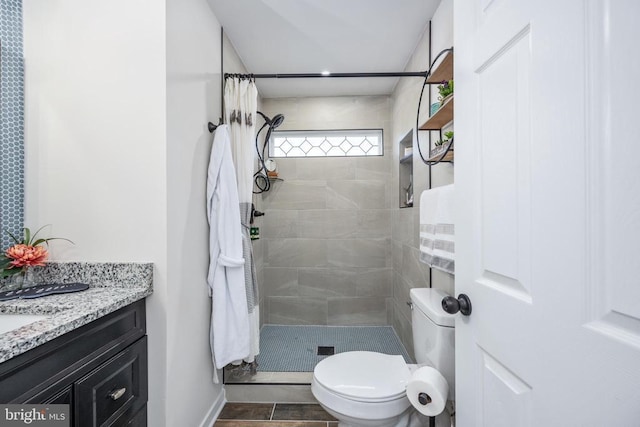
left=215, top=403, right=338, bottom=426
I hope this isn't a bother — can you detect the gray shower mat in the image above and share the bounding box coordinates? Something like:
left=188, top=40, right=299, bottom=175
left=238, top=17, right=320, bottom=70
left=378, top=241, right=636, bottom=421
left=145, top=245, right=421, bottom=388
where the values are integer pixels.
left=258, top=325, right=412, bottom=372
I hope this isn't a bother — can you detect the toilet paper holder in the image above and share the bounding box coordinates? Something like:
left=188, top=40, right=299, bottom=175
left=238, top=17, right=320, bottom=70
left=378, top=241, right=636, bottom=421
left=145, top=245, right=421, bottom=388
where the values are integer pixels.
left=418, top=394, right=456, bottom=427
left=418, top=392, right=432, bottom=405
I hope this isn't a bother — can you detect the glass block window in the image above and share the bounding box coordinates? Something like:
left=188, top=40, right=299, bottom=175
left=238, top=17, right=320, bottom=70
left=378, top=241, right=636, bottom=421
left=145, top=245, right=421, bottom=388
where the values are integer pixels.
left=270, top=129, right=383, bottom=158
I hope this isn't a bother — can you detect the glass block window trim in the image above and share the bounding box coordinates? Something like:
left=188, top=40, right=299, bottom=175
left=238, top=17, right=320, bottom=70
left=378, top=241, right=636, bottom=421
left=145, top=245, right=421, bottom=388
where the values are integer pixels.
left=270, top=129, right=383, bottom=158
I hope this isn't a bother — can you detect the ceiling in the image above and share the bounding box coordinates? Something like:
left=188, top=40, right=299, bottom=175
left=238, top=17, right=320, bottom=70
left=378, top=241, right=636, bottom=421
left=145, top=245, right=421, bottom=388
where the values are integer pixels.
left=208, top=0, right=440, bottom=98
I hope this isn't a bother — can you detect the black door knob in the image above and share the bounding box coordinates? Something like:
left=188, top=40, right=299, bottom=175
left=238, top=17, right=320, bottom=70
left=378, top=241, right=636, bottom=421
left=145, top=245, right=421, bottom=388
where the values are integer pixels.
left=441, top=294, right=472, bottom=316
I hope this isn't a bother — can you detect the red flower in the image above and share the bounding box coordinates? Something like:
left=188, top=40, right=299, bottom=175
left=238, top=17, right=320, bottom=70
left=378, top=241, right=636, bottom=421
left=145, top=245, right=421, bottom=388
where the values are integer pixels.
left=5, top=244, right=49, bottom=268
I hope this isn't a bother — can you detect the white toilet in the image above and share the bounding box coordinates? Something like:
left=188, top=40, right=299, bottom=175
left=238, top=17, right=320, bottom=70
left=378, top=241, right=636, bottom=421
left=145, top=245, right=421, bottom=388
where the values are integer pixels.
left=311, top=288, right=455, bottom=427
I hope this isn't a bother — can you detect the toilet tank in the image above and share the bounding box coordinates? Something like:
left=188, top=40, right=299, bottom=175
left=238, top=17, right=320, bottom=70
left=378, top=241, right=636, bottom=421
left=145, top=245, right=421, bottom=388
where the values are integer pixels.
left=410, top=288, right=455, bottom=398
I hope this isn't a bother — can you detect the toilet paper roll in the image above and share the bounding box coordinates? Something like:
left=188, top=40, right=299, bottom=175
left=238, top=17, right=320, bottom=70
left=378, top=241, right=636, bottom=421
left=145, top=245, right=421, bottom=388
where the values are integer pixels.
left=406, top=366, right=449, bottom=416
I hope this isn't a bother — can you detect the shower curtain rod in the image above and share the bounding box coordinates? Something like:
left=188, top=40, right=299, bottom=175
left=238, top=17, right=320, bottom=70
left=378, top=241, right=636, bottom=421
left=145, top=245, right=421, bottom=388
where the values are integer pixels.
left=224, top=48, right=454, bottom=81
left=225, top=71, right=428, bottom=79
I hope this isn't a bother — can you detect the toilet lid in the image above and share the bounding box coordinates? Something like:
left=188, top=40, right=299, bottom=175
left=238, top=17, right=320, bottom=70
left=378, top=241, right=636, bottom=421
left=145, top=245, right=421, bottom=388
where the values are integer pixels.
left=314, top=351, right=411, bottom=401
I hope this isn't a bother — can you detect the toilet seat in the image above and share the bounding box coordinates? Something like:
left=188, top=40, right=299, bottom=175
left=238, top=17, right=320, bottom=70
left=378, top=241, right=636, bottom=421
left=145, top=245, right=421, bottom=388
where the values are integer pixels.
left=312, top=351, right=413, bottom=423
left=313, top=351, right=412, bottom=402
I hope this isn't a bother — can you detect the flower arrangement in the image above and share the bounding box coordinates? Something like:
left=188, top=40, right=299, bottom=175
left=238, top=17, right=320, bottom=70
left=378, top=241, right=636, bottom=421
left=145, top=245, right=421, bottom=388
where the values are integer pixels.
left=0, top=226, right=73, bottom=280
left=437, top=79, right=454, bottom=102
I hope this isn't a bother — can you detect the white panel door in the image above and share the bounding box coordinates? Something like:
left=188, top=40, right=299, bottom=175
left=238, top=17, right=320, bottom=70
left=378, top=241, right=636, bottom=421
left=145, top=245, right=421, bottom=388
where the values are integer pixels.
left=455, top=1, right=640, bottom=425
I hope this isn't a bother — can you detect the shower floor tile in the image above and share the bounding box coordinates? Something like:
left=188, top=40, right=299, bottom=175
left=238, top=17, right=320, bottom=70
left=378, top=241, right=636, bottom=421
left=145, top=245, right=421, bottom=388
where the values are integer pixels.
left=256, top=325, right=412, bottom=373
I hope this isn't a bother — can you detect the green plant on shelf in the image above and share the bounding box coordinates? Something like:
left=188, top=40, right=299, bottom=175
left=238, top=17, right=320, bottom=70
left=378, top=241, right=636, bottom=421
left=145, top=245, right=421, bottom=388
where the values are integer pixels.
left=437, top=79, right=454, bottom=102
left=434, top=131, right=454, bottom=147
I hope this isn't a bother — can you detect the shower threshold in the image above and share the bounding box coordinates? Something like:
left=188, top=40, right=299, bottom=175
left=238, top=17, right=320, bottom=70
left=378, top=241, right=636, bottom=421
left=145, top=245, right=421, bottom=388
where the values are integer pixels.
left=224, top=368, right=313, bottom=385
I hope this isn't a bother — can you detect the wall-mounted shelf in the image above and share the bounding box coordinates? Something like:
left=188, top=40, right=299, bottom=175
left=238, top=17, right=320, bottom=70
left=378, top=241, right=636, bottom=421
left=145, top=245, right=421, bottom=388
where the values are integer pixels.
left=398, top=130, right=414, bottom=208
left=420, top=46, right=454, bottom=166
left=420, top=96, right=453, bottom=130
left=427, top=50, right=453, bottom=84
left=427, top=148, right=454, bottom=163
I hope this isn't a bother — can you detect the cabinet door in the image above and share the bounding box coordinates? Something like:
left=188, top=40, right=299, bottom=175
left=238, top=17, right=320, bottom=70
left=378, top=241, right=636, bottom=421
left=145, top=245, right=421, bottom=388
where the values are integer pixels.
left=75, top=337, right=147, bottom=427
left=43, top=387, right=74, bottom=426
left=127, top=407, right=146, bottom=426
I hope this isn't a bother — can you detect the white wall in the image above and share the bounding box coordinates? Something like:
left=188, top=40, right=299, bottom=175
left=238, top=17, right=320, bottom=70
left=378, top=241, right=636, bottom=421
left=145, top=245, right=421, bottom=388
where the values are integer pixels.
left=23, top=0, right=227, bottom=425
left=23, top=0, right=167, bottom=263
left=166, top=0, right=225, bottom=425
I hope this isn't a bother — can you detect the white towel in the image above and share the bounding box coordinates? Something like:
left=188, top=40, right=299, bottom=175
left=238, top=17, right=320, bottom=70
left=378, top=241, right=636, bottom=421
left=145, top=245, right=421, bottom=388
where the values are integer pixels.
left=206, top=125, right=251, bottom=383
left=419, top=184, right=455, bottom=274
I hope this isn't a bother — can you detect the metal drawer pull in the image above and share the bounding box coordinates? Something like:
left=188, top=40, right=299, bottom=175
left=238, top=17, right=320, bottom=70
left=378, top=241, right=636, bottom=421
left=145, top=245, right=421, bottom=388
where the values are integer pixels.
left=109, top=388, right=126, bottom=400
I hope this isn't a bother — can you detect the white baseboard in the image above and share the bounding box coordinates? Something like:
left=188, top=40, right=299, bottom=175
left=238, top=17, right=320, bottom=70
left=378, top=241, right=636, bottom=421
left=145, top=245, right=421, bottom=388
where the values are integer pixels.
left=198, top=388, right=227, bottom=427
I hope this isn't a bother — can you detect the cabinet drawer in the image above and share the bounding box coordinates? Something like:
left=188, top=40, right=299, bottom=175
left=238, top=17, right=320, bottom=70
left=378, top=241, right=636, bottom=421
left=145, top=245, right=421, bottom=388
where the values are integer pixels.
left=75, top=337, right=147, bottom=427
left=44, top=385, right=73, bottom=405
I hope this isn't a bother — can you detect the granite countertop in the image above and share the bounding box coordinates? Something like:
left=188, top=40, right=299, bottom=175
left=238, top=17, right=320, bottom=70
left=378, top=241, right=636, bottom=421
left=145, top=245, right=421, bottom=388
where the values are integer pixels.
left=0, top=262, right=153, bottom=364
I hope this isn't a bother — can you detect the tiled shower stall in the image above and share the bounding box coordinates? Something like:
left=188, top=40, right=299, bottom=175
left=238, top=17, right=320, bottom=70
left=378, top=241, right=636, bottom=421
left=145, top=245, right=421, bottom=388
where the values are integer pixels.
left=252, top=94, right=441, bottom=357
left=248, top=8, right=456, bottom=362
left=259, top=96, right=394, bottom=328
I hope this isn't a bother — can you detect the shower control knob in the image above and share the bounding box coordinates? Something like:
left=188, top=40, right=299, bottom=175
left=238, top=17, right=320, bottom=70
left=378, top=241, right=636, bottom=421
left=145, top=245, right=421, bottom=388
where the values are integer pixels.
left=442, top=294, right=472, bottom=316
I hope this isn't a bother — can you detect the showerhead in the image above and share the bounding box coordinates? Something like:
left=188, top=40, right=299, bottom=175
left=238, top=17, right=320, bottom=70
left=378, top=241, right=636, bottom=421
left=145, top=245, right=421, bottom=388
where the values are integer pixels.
left=270, top=114, right=285, bottom=129
left=257, top=111, right=285, bottom=129
left=254, top=111, right=285, bottom=195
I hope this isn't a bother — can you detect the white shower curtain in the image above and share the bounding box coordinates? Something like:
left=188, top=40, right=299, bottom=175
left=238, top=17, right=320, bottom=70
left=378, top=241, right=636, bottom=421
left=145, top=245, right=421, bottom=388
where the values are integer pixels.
left=223, top=77, right=260, bottom=366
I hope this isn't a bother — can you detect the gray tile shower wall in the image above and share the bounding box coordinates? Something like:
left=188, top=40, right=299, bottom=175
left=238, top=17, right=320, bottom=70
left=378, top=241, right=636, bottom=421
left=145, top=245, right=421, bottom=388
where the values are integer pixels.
left=259, top=96, right=394, bottom=326
left=389, top=6, right=456, bottom=356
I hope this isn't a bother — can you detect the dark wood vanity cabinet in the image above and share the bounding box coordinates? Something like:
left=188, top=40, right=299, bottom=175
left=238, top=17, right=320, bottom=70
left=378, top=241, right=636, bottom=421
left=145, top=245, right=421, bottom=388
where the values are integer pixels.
left=0, top=300, right=148, bottom=426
